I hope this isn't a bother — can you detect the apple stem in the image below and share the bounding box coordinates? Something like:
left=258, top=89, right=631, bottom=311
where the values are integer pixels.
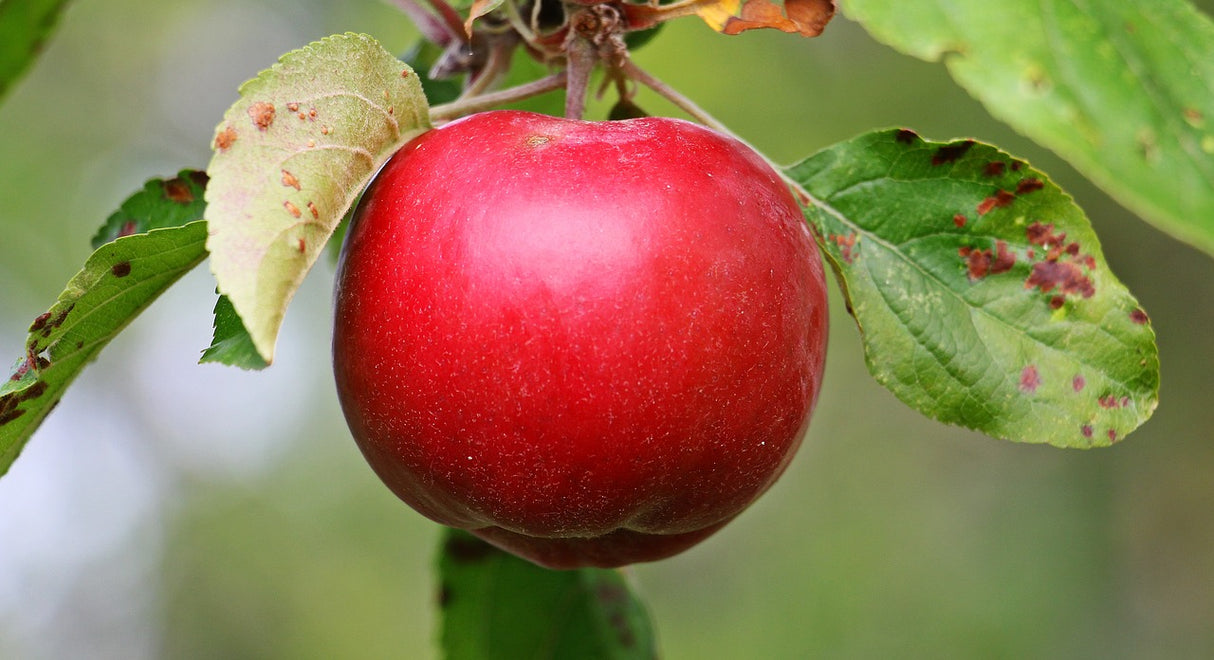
left=563, top=36, right=597, bottom=120
left=429, top=71, right=569, bottom=122
left=619, top=60, right=731, bottom=134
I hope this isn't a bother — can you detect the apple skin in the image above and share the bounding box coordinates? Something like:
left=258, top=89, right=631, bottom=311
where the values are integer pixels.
left=332, top=110, right=828, bottom=569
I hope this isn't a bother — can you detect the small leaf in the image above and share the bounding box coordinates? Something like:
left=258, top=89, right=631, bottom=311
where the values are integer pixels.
left=199, top=294, right=268, bottom=371
left=2, top=222, right=209, bottom=476
left=786, top=129, right=1159, bottom=448
left=840, top=0, right=1214, bottom=258
left=437, top=528, right=658, bottom=660
left=0, top=0, right=71, bottom=101
left=205, top=33, right=430, bottom=364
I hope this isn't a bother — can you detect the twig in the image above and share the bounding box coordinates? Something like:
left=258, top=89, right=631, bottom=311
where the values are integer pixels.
left=429, top=71, right=569, bottom=122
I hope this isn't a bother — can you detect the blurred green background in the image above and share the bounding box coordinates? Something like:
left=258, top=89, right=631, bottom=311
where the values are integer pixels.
left=2, top=1, right=1213, bottom=658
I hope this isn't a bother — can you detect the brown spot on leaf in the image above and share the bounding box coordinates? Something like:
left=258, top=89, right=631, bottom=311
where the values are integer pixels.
left=1026, top=260, right=1094, bottom=298
left=214, top=125, right=237, bottom=151
left=1015, top=178, right=1044, bottom=195
left=977, top=190, right=1015, bottom=215
left=247, top=102, right=275, bottom=130
left=388, top=106, right=395, bottom=116
left=297, top=238, right=306, bottom=254
left=1026, top=221, right=1063, bottom=247
left=284, top=201, right=302, bottom=218
left=959, top=246, right=990, bottom=280
left=117, top=220, right=138, bottom=238
left=1050, top=295, right=1066, bottom=309
left=320, top=125, right=331, bottom=135
left=983, top=162, right=1006, bottom=177
left=953, top=214, right=967, bottom=228
left=281, top=170, right=301, bottom=190
left=1081, top=424, right=1093, bottom=438
left=189, top=171, right=210, bottom=187
left=895, top=129, right=918, bottom=144
left=1099, top=394, right=1121, bottom=409
left=111, top=262, right=132, bottom=278
left=297, top=112, right=307, bottom=120
left=1107, top=429, right=1117, bottom=442
left=991, top=241, right=1015, bottom=274
left=18, top=381, right=47, bottom=402
left=402, top=69, right=411, bottom=77
left=932, top=140, right=974, bottom=165
left=307, top=201, right=319, bottom=219
left=287, top=102, right=300, bottom=112
left=0, top=408, right=25, bottom=426
left=1129, top=309, right=1149, bottom=324
left=830, top=233, right=858, bottom=264
left=1011, top=161, right=1022, bottom=171
left=1019, top=365, right=1040, bottom=393
left=1072, top=375, right=1085, bottom=392
left=51, top=304, right=74, bottom=328
left=29, top=312, right=52, bottom=333
left=163, top=177, right=194, bottom=204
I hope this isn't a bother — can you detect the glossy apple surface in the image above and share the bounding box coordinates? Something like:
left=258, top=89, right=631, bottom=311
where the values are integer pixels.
left=332, top=110, right=828, bottom=569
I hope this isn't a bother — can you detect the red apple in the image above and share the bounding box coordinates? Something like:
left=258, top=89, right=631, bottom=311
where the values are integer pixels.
left=332, top=110, right=828, bottom=569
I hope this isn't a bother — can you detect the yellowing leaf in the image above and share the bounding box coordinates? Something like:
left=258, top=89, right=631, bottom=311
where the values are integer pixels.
left=205, top=33, right=430, bottom=364
left=695, top=0, right=835, bottom=37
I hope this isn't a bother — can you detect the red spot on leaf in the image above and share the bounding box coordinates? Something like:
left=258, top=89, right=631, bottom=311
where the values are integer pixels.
left=29, top=312, right=51, bottom=333
left=830, top=233, right=858, bottom=264
left=983, top=162, right=1006, bottom=177
left=1072, top=375, right=1085, bottom=392
left=1107, top=429, right=1117, bottom=442
left=895, top=129, right=918, bottom=144
left=977, top=190, right=1015, bottom=215
left=1130, top=309, right=1149, bottom=324
left=932, top=140, right=974, bottom=165
left=282, top=170, right=301, bottom=190
left=953, top=214, right=967, bottom=228
left=214, top=125, right=237, bottom=151
left=111, top=262, right=132, bottom=278
left=1020, top=365, right=1040, bottom=393
left=1015, top=178, right=1044, bottom=195
left=298, top=238, right=306, bottom=254
left=1026, top=260, right=1094, bottom=298
left=991, top=241, right=1015, bottom=274
left=117, top=220, right=138, bottom=238
left=247, top=102, right=275, bottom=130
left=163, top=178, right=194, bottom=204
left=1050, top=295, right=1066, bottom=309
left=1081, top=424, right=1093, bottom=438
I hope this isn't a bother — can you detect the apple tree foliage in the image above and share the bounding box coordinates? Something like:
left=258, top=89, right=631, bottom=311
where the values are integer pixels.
left=2, top=0, right=1209, bottom=656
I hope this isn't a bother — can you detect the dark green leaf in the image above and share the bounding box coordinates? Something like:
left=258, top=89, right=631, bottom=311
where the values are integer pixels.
left=437, top=528, right=658, bottom=660
left=199, top=294, right=268, bottom=370
left=786, top=129, right=1159, bottom=447
left=2, top=222, right=208, bottom=476
left=0, top=0, right=71, bottom=101
left=841, top=0, right=1214, bottom=257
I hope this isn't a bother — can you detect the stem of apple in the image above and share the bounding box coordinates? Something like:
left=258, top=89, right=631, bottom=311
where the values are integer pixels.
left=620, top=60, right=830, bottom=211
left=563, top=36, right=596, bottom=120
left=429, top=71, right=569, bottom=122
left=619, top=60, right=730, bottom=134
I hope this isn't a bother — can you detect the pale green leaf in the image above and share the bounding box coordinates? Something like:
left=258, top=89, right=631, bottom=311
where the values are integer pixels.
left=787, top=129, right=1159, bottom=447
left=205, top=33, right=430, bottom=364
left=0, top=0, right=71, bottom=101
left=841, top=0, right=1214, bottom=257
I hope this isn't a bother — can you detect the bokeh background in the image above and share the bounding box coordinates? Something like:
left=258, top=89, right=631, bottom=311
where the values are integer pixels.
left=2, top=1, right=1213, bottom=657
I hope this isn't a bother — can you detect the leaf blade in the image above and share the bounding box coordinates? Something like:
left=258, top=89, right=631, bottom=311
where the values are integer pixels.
left=787, top=129, right=1159, bottom=447
left=437, top=528, right=658, bottom=660
left=0, top=0, right=71, bottom=101
left=840, top=0, right=1214, bottom=257
left=204, top=32, right=430, bottom=363
left=2, top=222, right=208, bottom=475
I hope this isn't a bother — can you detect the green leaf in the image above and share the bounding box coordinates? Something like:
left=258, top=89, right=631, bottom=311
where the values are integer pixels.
left=840, top=0, right=1214, bottom=258
left=786, top=129, right=1159, bottom=448
left=2, top=222, right=208, bottom=476
left=0, top=0, right=71, bottom=101
left=437, top=528, right=658, bottom=660
left=199, top=294, right=268, bottom=371
left=205, top=33, right=430, bottom=364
